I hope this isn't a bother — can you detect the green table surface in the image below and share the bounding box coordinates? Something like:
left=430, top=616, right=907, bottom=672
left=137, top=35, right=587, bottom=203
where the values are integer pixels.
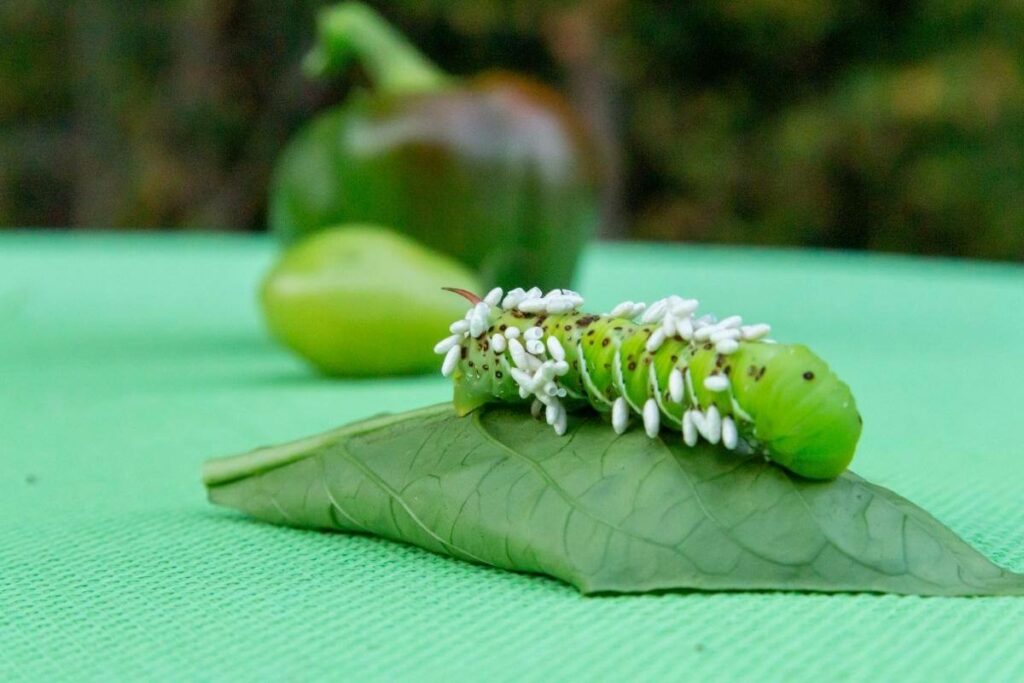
left=2, top=231, right=1023, bottom=681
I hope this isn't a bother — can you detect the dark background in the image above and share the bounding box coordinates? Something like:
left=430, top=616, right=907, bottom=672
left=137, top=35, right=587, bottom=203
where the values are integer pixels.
left=2, top=0, right=1022, bottom=260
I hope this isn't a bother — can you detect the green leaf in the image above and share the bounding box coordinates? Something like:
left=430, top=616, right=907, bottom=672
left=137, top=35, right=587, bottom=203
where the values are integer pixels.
left=203, top=403, right=1024, bottom=596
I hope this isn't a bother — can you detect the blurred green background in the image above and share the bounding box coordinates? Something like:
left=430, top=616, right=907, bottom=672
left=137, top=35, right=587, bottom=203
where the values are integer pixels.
left=2, top=0, right=1022, bottom=260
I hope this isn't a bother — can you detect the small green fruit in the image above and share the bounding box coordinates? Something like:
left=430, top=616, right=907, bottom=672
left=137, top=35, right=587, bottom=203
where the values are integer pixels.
left=261, top=224, right=482, bottom=376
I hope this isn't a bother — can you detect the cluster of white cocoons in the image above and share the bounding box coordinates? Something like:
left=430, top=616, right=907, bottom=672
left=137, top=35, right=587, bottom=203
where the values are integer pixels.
left=607, top=295, right=771, bottom=450
left=614, top=295, right=772, bottom=356
left=500, top=286, right=584, bottom=315
left=435, top=287, right=772, bottom=450
left=433, top=287, right=585, bottom=435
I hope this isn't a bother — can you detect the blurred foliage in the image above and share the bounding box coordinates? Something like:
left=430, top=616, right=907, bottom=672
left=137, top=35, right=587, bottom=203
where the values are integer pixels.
left=1, top=0, right=1022, bottom=259
left=617, top=0, right=1024, bottom=259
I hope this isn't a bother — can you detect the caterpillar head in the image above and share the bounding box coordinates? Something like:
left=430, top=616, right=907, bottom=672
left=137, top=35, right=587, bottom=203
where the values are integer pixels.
left=728, top=344, right=862, bottom=479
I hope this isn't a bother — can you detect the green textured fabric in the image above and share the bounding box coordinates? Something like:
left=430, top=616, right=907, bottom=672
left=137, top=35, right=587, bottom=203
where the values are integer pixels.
left=2, top=232, right=1022, bottom=681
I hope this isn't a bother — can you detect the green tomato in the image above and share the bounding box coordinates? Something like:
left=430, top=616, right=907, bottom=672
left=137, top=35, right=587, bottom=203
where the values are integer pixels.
left=261, top=224, right=482, bottom=376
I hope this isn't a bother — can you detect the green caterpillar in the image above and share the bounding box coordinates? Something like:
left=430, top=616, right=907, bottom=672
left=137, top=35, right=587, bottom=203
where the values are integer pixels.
left=434, top=287, right=862, bottom=480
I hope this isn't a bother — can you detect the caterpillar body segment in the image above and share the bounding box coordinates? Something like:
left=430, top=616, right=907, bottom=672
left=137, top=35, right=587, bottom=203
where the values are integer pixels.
left=437, top=287, right=862, bottom=480
left=719, top=343, right=862, bottom=479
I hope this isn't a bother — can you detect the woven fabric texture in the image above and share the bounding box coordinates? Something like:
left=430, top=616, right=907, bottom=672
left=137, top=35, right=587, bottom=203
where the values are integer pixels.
left=2, top=233, right=1022, bottom=681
